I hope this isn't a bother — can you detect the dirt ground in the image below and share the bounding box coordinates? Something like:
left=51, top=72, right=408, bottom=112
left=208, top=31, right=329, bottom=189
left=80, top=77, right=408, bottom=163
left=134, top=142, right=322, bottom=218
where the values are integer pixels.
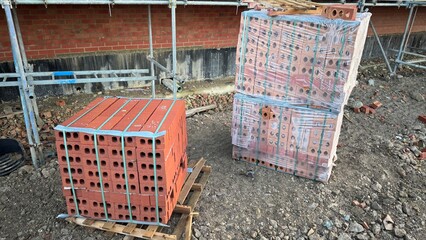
left=0, top=62, right=425, bottom=240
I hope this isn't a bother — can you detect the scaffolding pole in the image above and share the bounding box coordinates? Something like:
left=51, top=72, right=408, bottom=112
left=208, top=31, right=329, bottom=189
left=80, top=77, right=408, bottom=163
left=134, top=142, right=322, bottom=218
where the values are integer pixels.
left=148, top=5, right=155, bottom=98
left=3, top=1, right=43, bottom=167
left=171, top=0, right=178, bottom=100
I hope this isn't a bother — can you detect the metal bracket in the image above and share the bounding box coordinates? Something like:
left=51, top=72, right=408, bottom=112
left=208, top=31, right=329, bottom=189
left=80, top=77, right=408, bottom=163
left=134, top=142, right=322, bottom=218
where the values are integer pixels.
left=1, top=0, right=11, bottom=8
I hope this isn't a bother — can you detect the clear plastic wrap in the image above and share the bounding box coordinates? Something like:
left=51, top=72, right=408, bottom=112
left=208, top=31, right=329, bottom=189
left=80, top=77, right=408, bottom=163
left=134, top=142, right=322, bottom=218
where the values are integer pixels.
left=232, top=93, right=338, bottom=182
left=235, top=10, right=365, bottom=112
left=232, top=11, right=371, bottom=182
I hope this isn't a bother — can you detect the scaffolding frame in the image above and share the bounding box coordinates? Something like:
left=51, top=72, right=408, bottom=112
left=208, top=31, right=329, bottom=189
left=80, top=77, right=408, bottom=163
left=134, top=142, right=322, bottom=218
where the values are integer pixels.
left=357, top=0, right=426, bottom=75
left=0, top=0, right=246, bottom=168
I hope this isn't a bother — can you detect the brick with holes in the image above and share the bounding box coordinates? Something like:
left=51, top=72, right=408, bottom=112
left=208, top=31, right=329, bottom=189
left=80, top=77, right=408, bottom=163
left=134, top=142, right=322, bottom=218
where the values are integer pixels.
left=55, top=96, right=188, bottom=224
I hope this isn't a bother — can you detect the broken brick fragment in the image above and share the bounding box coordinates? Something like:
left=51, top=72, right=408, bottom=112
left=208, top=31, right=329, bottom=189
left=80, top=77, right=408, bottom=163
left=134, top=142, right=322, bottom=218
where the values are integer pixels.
left=418, top=115, right=426, bottom=124
left=369, top=101, right=382, bottom=109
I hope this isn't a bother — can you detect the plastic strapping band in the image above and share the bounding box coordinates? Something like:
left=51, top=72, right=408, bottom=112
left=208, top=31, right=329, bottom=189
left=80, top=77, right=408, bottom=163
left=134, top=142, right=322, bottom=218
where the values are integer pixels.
left=313, top=114, right=328, bottom=181
left=238, top=12, right=249, bottom=91
left=285, top=20, right=297, bottom=99
left=94, top=99, right=133, bottom=220
left=262, top=16, right=273, bottom=97
left=275, top=107, right=284, bottom=168
left=54, top=126, right=166, bottom=138
left=56, top=214, right=168, bottom=226
left=120, top=99, right=154, bottom=222
left=255, top=101, right=264, bottom=164
left=275, top=18, right=285, bottom=93
left=252, top=17, right=263, bottom=96
left=237, top=98, right=245, bottom=157
left=308, top=24, right=321, bottom=104
left=331, top=27, right=347, bottom=103
left=152, top=99, right=177, bottom=224
left=292, top=113, right=305, bottom=176
left=62, top=130, right=80, bottom=216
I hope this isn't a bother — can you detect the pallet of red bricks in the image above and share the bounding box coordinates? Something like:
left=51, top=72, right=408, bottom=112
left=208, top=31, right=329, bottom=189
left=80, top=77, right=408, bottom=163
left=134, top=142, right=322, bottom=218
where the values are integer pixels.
left=232, top=10, right=371, bottom=182
left=54, top=96, right=187, bottom=224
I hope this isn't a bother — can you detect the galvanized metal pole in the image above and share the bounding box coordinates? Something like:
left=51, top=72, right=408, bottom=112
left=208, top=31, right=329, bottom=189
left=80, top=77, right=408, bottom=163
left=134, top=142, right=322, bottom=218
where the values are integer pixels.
left=12, top=7, right=44, bottom=128
left=392, top=4, right=415, bottom=75
left=171, top=0, right=177, bottom=99
left=3, top=1, right=41, bottom=168
left=148, top=5, right=155, bottom=98
left=369, top=21, right=393, bottom=74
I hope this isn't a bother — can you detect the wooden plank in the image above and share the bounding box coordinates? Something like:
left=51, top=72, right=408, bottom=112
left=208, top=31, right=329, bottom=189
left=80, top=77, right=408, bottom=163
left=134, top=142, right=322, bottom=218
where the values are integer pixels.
left=184, top=214, right=193, bottom=240
left=67, top=217, right=176, bottom=240
left=122, top=223, right=137, bottom=234
left=186, top=104, right=216, bottom=118
left=178, top=158, right=206, bottom=204
left=173, top=168, right=211, bottom=239
left=191, top=183, right=203, bottom=191
left=82, top=219, right=95, bottom=225
left=172, top=214, right=188, bottom=239
left=201, top=166, right=212, bottom=173
left=174, top=204, right=192, bottom=214
left=186, top=170, right=210, bottom=209
left=268, top=8, right=322, bottom=16
left=284, top=0, right=317, bottom=8
left=101, top=222, right=116, bottom=230
left=143, top=226, right=159, bottom=238
left=184, top=160, right=198, bottom=182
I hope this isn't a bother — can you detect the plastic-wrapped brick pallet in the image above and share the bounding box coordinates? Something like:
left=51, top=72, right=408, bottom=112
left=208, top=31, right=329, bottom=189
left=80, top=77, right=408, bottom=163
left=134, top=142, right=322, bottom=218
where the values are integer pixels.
left=232, top=10, right=371, bottom=182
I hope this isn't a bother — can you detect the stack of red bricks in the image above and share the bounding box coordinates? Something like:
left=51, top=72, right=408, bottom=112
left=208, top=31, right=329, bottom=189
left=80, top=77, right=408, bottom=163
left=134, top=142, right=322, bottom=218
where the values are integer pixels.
left=55, top=97, right=187, bottom=224
left=232, top=11, right=371, bottom=181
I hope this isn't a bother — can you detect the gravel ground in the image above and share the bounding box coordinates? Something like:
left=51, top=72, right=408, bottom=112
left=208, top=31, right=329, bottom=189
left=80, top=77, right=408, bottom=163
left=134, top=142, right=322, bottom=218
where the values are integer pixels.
left=0, top=64, right=425, bottom=240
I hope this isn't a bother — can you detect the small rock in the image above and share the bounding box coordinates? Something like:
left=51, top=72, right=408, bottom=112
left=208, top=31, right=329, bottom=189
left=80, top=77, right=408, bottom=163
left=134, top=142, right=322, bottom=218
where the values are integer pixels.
left=251, top=231, right=258, bottom=238
left=349, top=222, right=365, bottom=233
left=337, top=233, right=351, bottom=240
left=371, top=182, right=382, bottom=192
left=42, top=111, right=52, bottom=118
left=270, top=219, right=278, bottom=229
left=41, top=168, right=51, bottom=178
left=18, top=165, right=34, bottom=175
left=307, top=228, right=315, bottom=236
left=396, top=167, right=406, bottom=178
left=193, top=228, right=201, bottom=238
left=323, top=220, right=333, bottom=230
left=410, top=92, right=424, bottom=102
left=383, top=215, right=394, bottom=231
left=397, top=74, right=403, bottom=79
left=60, top=228, right=69, bottom=235
left=353, top=100, right=364, bottom=109
left=308, top=203, right=319, bottom=209
left=356, top=233, right=368, bottom=240
left=394, top=227, right=406, bottom=238
left=368, top=79, right=375, bottom=86
left=402, top=202, right=415, bottom=216
left=371, top=202, right=382, bottom=210
left=373, top=224, right=381, bottom=235
left=399, top=191, right=408, bottom=198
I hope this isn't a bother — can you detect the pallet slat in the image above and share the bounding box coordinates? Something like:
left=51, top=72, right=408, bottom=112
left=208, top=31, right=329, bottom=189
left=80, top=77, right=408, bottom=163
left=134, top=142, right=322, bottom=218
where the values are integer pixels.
left=67, top=217, right=176, bottom=240
left=122, top=223, right=137, bottom=234
left=178, top=158, right=206, bottom=204
left=66, top=158, right=211, bottom=240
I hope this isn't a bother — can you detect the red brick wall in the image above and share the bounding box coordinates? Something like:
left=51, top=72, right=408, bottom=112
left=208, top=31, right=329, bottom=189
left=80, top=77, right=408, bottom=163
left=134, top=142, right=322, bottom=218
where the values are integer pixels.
left=0, top=5, right=243, bottom=61
left=368, top=6, right=426, bottom=35
left=0, top=5, right=425, bottom=62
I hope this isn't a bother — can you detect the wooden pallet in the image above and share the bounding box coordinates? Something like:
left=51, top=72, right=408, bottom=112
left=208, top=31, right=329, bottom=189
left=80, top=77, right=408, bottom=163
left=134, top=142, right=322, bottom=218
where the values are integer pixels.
left=65, top=158, right=211, bottom=240
left=244, top=0, right=324, bottom=16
